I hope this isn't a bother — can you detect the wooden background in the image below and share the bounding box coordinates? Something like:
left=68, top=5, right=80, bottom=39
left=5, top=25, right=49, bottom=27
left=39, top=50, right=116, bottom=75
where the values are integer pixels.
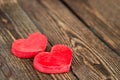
left=0, top=0, right=120, bottom=80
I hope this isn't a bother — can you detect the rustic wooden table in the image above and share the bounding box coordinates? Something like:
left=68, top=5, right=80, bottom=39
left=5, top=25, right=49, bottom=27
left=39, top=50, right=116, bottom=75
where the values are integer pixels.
left=0, top=0, right=120, bottom=80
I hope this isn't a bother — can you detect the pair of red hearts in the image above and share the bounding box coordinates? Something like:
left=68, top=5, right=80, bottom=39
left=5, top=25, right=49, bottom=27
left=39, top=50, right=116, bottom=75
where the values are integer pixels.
left=12, top=32, right=72, bottom=74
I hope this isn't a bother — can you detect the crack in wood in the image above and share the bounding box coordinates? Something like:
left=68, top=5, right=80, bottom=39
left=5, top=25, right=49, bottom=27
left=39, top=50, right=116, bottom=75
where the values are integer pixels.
left=92, top=63, right=110, bottom=77
left=70, top=67, right=80, bottom=80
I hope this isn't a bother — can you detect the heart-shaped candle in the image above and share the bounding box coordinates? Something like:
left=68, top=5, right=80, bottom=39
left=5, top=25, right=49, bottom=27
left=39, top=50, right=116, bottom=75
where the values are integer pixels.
left=33, top=44, right=72, bottom=74
left=12, top=32, right=47, bottom=58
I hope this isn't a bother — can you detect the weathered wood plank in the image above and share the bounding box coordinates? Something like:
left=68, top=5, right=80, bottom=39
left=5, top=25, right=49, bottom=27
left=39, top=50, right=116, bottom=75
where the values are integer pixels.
left=62, top=0, right=120, bottom=56
left=0, top=0, right=77, bottom=80
left=18, top=0, right=120, bottom=80
left=0, top=19, right=40, bottom=80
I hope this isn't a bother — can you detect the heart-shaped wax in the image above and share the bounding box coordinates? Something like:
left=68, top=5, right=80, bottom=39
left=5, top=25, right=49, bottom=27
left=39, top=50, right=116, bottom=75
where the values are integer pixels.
left=33, top=44, right=72, bottom=74
left=12, top=32, right=47, bottom=58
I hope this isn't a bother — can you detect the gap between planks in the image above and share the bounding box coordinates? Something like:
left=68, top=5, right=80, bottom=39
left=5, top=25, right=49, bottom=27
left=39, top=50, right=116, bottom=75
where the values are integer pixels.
left=61, top=0, right=120, bottom=56
left=0, top=1, right=77, bottom=80
left=18, top=0, right=120, bottom=80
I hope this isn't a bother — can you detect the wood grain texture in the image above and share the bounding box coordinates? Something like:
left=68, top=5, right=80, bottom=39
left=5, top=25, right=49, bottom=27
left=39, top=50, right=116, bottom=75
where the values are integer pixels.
left=63, top=0, right=120, bottom=56
left=0, top=14, right=40, bottom=80
left=0, top=0, right=120, bottom=80
left=0, top=5, right=53, bottom=80
left=0, top=1, right=76, bottom=80
left=18, top=0, right=120, bottom=80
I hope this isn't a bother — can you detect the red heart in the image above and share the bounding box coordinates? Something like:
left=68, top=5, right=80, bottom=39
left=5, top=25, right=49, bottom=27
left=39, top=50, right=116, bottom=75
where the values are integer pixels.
left=12, top=32, right=47, bottom=58
left=33, top=44, right=72, bottom=74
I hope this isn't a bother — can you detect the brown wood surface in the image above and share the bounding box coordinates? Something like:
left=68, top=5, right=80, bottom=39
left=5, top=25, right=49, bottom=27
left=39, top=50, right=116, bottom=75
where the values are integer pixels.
left=0, top=0, right=120, bottom=80
left=63, top=0, right=120, bottom=56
